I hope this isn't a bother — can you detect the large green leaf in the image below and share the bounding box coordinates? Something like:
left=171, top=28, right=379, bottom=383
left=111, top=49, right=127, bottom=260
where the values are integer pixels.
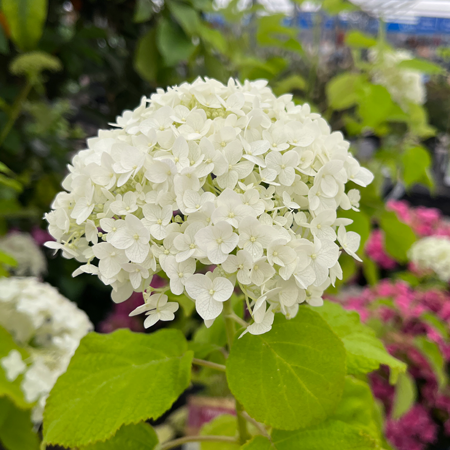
left=80, top=423, right=158, bottom=450
left=226, top=309, right=346, bottom=430
left=331, top=376, right=385, bottom=445
left=200, top=414, right=239, bottom=450
left=397, top=58, right=444, bottom=74
left=0, top=397, right=39, bottom=450
left=414, top=336, right=447, bottom=390
left=168, top=2, right=200, bottom=36
left=156, top=19, right=195, bottom=67
left=345, top=31, right=377, bottom=48
left=43, top=329, right=193, bottom=448
left=326, top=73, right=366, bottom=110
left=272, top=420, right=380, bottom=450
left=315, top=302, right=406, bottom=383
left=241, top=436, right=275, bottom=449
left=391, top=372, right=416, bottom=420
left=134, top=28, right=160, bottom=83
left=358, top=85, right=395, bottom=129
left=401, top=146, right=433, bottom=189
left=0, top=326, right=29, bottom=408
left=2, top=0, right=48, bottom=51
left=379, top=211, right=416, bottom=263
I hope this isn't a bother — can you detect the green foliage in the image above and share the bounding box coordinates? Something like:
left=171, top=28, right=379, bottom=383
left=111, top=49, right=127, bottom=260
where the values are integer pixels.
left=241, top=436, right=274, bottom=449
left=397, top=58, right=444, bottom=74
left=43, top=329, right=193, bottom=448
left=134, top=29, right=160, bottom=84
left=414, top=336, right=447, bottom=390
left=0, top=397, right=39, bottom=450
left=226, top=309, right=346, bottom=430
left=0, top=326, right=29, bottom=408
left=379, top=211, right=416, bottom=263
left=134, top=0, right=154, bottom=23
left=332, top=377, right=380, bottom=436
left=2, top=0, right=48, bottom=51
left=391, top=372, right=416, bottom=420
left=272, top=420, right=380, bottom=450
left=326, top=73, right=366, bottom=110
left=315, top=302, right=406, bottom=383
left=200, top=414, right=239, bottom=450
left=345, top=31, right=377, bottom=48
left=401, top=146, right=433, bottom=189
left=157, top=19, right=195, bottom=67
left=80, top=423, right=158, bottom=450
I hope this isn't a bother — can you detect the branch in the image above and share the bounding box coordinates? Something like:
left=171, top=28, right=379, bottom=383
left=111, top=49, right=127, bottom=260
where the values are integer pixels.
left=242, top=411, right=272, bottom=441
left=160, top=435, right=238, bottom=450
left=192, top=358, right=226, bottom=372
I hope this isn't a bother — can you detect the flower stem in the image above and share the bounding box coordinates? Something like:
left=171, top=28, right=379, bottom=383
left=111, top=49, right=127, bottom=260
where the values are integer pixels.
left=223, top=299, right=251, bottom=445
left=159, top=435, right=238, bottom=450
left=192, top=358, right=226, bottom=372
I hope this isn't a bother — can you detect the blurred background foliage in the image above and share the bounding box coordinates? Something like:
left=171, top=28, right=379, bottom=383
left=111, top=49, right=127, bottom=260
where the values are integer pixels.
left=0, top=0, right=448, bottom=321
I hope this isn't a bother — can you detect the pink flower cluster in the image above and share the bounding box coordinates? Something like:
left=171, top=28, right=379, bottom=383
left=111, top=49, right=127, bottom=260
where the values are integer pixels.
left=364, top=230, right=397, bottom=270
left=387, top=200, right=450, bottom=238
left=343, top=279, right=450, bottom=450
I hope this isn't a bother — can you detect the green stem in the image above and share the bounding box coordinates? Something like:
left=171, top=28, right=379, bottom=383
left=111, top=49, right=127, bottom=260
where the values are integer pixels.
left=0, top=80, right=33, bottom=147
left=223, top=300, right=251, bottom=445
left=192, top=358, right=226, bottom=372
left=159, top=435, right=238, bottom=450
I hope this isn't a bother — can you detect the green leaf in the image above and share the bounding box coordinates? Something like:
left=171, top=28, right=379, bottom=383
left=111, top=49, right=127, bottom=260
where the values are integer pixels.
left=80, top=423, right=158, bottom=450
left=273, top=75, right=306, bottom=96
left=0, top=250, right=17, bottom=268
left=401, top=146, right=433, bottom=189
left=379, top=211, right=416, bottom=263
left=0, top=326, right=29, bottom=408
left=332, top=377, right=378, bottom=434
left=241, top=436, right=274, bottom=449
left=226, top=309, right=346, bottom=430
left=43, top=329, right=193, bottom=448
left=0, top=174, right=22, bottom=192
left=391, top=372, right=416, bottom=420
left=2, top=0, right=48, bottom=51
left=0, top=397, right=39, bottom=450
left=272, top=420, right=380, bottom=450
left=156, top=19, right=195, bottom=67
left=358, top=85, right=395, bottom=129
left=200, top=414, right=239, bottom=450
left=414, top=336, right=447, bottom=390
left=198, top=24, right=227, bottom=54
left=421, top=313, right=449, bottom=341
left=362, top=258, right=379, bottom=286
left=397, top=58, right=444, bottom=74
left=327, top=73, right=366, bottom=110
left=133, top=0, right=154, bottom=23
left=0, top=24, right=9, bottom=55
left=134, top=28, right=160, bottom=83
left=315, top=302, right=406, bottom=383
left=168, top=2, right=200, bottom=36
left=345, top=31, right=377, bottom=48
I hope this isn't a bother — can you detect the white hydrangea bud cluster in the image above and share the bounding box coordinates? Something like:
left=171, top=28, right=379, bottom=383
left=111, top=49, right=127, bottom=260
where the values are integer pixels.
left=0, top=277, right=92, bottom=423
left=369, top=49, right=426, bottom=107
left=409, top=236, right=450, bottom=283
left=45, top=77, right=373, bottom=336
left=0, top=232, right=47, bottom=277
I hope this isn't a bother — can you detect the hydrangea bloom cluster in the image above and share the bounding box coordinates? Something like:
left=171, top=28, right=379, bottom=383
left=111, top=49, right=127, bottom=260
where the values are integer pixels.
left=0, top=232, right=47, bottom=276
left=338, top=280, right=450, bottom=450
left=0, top=277, right=92, bottom=423
left=45, top=77, right=373, bottom=335
left=409, top=236, right=450, bottom=282
left=369, top=49, right=426, bottom=107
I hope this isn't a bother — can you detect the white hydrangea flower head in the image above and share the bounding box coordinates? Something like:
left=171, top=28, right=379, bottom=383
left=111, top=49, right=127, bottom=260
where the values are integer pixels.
left=369, top=49, right=426, bottom=107
left=0, top=232, right=47, bottom=276
left=0, top=277, right=92, bottom=424
left=45, top=77, right=373, bottom=335
left=409, top=236, right=450, bottom=282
